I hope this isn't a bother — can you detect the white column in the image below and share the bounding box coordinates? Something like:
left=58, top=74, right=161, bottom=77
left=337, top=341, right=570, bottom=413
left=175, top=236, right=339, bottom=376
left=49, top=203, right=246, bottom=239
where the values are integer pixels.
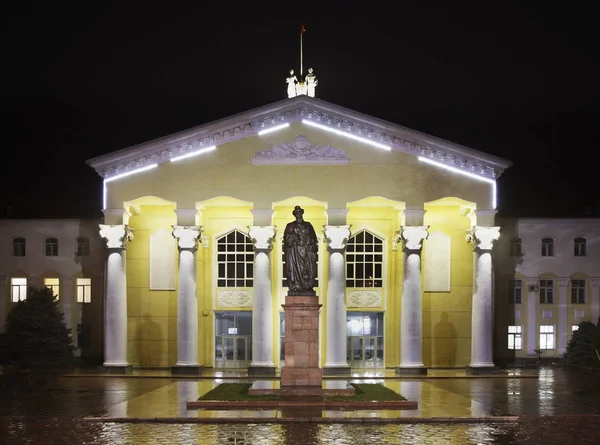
left=526, top=278, right=538, bottom=357
left=99, top=224, right=133, bottom=370
left=466, top=226, right=500, bottom=370
left=398, top=225, right=429, bottom=373
left=60, top=276, right=73, bottom=333
left=558, top=278, right=569, bottom=355
left=172, top=226, right=202, bottom=371
left=248, top=225, right=277, bottom=374
left=0, top=276, right=7, bottom=333
left=592, top=280, right=600, bottom=323
left=323, top=225, right=352, bottom=374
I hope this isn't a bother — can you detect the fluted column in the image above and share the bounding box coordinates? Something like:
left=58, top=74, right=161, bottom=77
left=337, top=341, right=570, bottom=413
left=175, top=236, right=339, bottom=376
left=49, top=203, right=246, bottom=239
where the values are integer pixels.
left=99, top=224, right=133, bottom=372
left=558, top=278, right=569, bottom=356
left=248, top=225, right=277, bottom=375
left=466, top=226, right=500, bottom=373
left=592, top=280, right=600, bottom=326
left=323, top=225, right=352, bottom=375
left=397, top=225, right=429, bottom=374
left=171, top=225, right=202, bottom=374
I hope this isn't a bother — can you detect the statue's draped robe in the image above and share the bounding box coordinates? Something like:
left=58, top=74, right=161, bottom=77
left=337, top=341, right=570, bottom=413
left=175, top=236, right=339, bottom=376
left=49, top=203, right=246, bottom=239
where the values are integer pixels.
left=283, top=221, right=318, bottom=292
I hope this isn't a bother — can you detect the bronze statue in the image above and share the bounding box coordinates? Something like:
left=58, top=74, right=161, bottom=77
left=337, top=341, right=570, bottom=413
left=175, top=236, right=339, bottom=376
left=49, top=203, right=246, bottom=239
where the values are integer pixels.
left=283, top=206, right=318, bottom=295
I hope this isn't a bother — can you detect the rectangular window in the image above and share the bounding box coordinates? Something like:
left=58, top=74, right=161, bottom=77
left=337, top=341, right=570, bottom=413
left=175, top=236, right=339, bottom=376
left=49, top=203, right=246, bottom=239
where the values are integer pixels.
left=11, top=277, right=27, bottom=302
left=508, top=279, right=522, bottom=304
left=539, top=325, right=555, bottom=350
left=76, top=278, right=91, bottom=303
left=574, top=238, right=587, bottom=257
left=539, top=279, right=554, bottom=304
left=76, top=237, right=90, bottom=256
left=44, top=277, right=60, bottom=300
left=571, top=279, right=586, bottom=304
left=508, top=325, right=522, bottom=350
left=541, top=238, right=554, bottom=257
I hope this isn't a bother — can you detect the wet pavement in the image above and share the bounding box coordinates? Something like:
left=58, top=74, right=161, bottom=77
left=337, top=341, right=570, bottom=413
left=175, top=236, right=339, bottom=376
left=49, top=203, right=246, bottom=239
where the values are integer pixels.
left=1, top=366, right=599, bottom=444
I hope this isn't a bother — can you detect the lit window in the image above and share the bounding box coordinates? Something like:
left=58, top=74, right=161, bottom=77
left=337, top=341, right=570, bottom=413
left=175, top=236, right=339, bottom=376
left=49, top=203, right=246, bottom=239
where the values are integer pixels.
left=572, top=325, right=580, bottom=332
left=541, top=238, right=554, bottom=257
left=508, top=325, right=522, bottom=350
left=574, top=237, right=587, bottom=257
left=508, top=279, right=523, bottom=304
left=76, top=237, right=90, bottom=256
left=217, top=230, right=254, bottom=288
left=539, top=279, right=554, bottom=304
left=76, top=278, right=91, bottom=303
left=11, top=277, right=27, bottom=302
left=571, top=279, right=586, bottom=304
left=12, top=237, right=26, bottom=257
left=346, top=230, right=383, bottom=288
left=539, top=325, right=555, bottom=350
left=45, top=237, right=59, bottom=256
left=510, top=237, right=523, bottom=256
left=44, top=278, right=60, bottom=300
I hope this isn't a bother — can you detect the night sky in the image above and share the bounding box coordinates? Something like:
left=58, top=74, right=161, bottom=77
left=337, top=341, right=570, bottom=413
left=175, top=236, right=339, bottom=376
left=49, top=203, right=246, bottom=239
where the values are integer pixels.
left=3, top=4, right=598, bottom=219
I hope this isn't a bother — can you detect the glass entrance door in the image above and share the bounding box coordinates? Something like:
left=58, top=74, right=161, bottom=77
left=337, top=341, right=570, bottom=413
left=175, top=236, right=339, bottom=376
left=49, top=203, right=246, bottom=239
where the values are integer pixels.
left=217, top=336, right=251, bottom=368
left=348, top=336, right=382, bottom=368
left=346, top=312, right=384, bottom=368
left=215, top=311, right=252, bottom=369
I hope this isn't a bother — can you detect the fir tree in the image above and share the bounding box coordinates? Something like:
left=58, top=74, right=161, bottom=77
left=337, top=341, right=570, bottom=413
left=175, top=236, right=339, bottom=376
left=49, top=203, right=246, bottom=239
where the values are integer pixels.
left=564, top=321, right=596, bottom=367
left=594, top=316, right=600, bottom=368
left=2, top=287, right=74, bottom=367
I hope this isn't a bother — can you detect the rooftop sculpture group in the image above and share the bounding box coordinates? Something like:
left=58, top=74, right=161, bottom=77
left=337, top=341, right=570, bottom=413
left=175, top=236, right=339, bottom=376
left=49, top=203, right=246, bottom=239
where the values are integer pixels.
left=287, top=68, right=318, bottom=98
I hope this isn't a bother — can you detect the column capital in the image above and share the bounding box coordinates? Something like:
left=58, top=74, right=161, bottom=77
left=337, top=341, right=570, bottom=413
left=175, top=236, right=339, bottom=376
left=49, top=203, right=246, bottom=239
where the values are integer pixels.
left=248, top=226, right=276, bottom=250
left=558, top=278, right=570, bottom=287
left=400, top=225, right=429, bottom=251
left=466, top=226, right=500, bottom=251
left=99, top=224, right=134, bottom=249
left=172, top=226, right=202, bottom=250
left=323, top=225, right=352, bottom=250
left=60, top=276, right=73, bottom=285
left=402, top=209, right=426, bottom=226
left=591, top=279, right=600, bottom=287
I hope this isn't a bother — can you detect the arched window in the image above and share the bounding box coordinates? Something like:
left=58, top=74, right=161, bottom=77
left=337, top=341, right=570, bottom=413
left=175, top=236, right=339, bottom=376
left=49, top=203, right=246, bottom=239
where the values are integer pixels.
left=541, top=237, right=554, bottom=257
left=12, top=237, right=26, bottom=257
left=45, top=237, right=59, bottom=256
left=346, top=230, right=384, bottom=288
left=216, top=230, right=254, bottom=288
left=76, top=237, right=90, bottom=256
left=510, top=237, right=523, bottom=256
left=574, top=237, right=587, bottom=257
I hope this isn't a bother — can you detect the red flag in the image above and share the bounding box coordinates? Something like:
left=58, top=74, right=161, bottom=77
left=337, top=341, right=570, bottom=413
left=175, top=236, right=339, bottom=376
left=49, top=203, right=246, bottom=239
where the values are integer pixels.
left=301, top=22, right=306, bottom=33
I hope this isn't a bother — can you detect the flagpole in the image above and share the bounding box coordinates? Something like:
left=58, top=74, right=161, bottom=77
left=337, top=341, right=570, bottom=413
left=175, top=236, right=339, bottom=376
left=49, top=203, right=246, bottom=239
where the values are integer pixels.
left=300, top=27, right=303, bottom=76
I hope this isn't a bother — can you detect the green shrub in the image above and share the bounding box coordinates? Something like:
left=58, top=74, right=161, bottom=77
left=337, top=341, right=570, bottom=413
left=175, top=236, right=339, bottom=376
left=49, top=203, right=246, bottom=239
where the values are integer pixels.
left=564, top=321, right=597, bottom=367
left=594, top=317, right=600, bottom=368
left=2, top=287, right=74, bottom=368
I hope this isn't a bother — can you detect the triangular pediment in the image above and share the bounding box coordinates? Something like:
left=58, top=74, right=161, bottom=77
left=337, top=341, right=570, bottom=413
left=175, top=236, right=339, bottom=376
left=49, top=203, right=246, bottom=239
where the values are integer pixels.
left=86, top=95, right=512, bottom=180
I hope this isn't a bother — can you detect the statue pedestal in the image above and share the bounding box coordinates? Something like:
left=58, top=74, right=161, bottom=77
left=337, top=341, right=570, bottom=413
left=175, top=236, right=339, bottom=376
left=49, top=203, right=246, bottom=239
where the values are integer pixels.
left=280, top=294, right=323, bottom=401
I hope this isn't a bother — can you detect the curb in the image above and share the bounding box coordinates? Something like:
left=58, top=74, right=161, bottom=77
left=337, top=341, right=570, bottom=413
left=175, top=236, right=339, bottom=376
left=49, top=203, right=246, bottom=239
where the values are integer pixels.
left=61, top=374, right=539, bottom=380
left=187, top=400, right=418, bottom=410
left=83, top=416, right=520, bottom=424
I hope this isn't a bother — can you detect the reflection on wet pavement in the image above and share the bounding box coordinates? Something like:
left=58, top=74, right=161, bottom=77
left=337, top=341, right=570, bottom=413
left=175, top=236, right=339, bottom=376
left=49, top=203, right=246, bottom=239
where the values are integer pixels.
left=1, top=367, right=600, bottom=444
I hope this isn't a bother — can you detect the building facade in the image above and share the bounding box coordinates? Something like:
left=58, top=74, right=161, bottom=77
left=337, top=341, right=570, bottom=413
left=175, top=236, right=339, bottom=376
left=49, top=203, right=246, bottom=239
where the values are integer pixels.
left=494, top=218, right=600, bottom=364
left=82, top=95, right=513, bottom=374
left=0, top=218, right=105, bottom=362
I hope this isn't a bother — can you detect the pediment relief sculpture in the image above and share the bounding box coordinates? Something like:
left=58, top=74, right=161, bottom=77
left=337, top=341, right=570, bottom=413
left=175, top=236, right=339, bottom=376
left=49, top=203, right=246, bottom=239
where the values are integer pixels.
left=250, top=135, right=350, bottom=165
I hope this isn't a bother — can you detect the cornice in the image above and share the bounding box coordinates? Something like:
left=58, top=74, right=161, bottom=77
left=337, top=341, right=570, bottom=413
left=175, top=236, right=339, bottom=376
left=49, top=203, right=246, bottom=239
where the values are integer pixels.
left=86, top=96, right=512, bottom=181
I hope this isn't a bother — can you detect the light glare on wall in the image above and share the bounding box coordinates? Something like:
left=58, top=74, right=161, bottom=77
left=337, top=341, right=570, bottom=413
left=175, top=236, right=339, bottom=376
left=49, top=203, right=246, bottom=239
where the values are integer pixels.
left=417, top=156, right=497, bottom=209
left=102, top=163, right=158, bottom=209
left=257, top=123, right=290, bottom=135
left=301, top=119, right=392, bottom=151
left=170, top=145, right=217, bottom=162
